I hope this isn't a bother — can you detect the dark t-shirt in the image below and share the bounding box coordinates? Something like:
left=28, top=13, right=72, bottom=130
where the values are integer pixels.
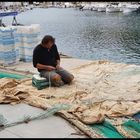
left=33, top=44, right=60, bottom=72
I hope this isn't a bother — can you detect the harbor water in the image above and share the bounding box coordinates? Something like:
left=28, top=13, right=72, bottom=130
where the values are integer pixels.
left=3, top=8, right=140, bottom=65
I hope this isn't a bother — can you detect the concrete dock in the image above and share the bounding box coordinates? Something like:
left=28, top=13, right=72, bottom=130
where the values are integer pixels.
left=0, top=57, right=92, bottom=138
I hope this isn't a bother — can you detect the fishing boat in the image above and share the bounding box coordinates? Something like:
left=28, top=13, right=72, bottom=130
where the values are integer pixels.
left=91, top=6, right=98, bottom=11
left=106, top=5, right=120, bottom=13
left=97, top=3, right=107, bottom=12
left=123, top=4, right=139, bottom=13
left=82, top=4, right=92, bottom=10
left=64, top=2, right=74, bottom=8
left=118, top=2, right=127, bottom=12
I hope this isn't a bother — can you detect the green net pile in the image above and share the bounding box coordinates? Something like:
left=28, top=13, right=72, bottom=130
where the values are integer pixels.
left=0, top=72, right=31, bottom=79
left=89, top=119, right=140, bottom=138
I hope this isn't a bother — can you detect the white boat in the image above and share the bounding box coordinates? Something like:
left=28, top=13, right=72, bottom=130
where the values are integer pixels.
left=30, top=5, right=34, bottom=10
left=82, top=4, right=92, bottom=10
left=118, top=2, right=128, bottom=12
left=91, top=6, right=98, bottom=11
left=123, top=4, right=139, bottom=13
left=106, top=5, right=120, bottom=13
left=98, top=7, right=106, bottom=12
left=64, top=2, right=73, bottom=8
left=97, top=3, right=107, bottom=12
left=33, top=2, right=40, bottom=6
left=25, top=6, right=30, bottom=10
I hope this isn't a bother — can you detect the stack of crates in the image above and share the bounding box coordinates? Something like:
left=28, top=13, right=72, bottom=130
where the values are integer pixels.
left=0, top=27, right=18, bottom=66
left=0, top=24, right=41, bottom=66
left=15, top=24, right=41, bottom=62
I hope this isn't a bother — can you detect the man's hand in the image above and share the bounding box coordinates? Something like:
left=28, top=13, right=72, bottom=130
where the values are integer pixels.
left=36, top=63, right=56, bottom=71
left=46, top=66, right=56, bottom=71
left=56, top=64, right=61, bottom=70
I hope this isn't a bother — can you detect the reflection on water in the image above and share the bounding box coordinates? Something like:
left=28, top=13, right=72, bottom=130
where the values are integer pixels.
left=3, top=8, right=140, bottom=65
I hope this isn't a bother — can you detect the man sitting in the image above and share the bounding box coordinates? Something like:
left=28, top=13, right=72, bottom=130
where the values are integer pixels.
left=33, top=35, right=74, bottom=87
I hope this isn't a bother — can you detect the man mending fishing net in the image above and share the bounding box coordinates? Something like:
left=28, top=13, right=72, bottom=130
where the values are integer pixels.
left=33, top=35, right=74, bottom=87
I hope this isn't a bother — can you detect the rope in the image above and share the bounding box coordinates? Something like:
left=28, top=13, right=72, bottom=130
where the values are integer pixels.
left=48, top=71, right=51, bottom=90
left=44, top=71, right=51, bottom=99
left=0, top=104, right=70, bottom=132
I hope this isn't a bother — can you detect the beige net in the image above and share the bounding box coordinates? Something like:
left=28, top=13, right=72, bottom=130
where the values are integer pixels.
left=0, top=60, right=140, bottom=125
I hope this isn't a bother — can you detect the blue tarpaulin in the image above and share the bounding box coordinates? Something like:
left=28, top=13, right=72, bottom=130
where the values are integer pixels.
left=133, top=112, right=140, bottom=120
left=0, top=11, right=18, bottom=17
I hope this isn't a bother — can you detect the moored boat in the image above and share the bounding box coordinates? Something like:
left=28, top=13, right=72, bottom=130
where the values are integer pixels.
left=123, top=4, right=139, bottom=13
left=82, top=4, right=92, bottom=10
left=91, top=6, right=98, bottom=11
left=106, top=5, right=120, bottom=13
left=97, top=3, right=107, bottom=12
left=98, top=7, right=106, bottom=12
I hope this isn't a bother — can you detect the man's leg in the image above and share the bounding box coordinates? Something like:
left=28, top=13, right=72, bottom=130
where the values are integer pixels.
left=40, top=70, right=64, bottom=87
left=56, top=68, right=74, bottom=84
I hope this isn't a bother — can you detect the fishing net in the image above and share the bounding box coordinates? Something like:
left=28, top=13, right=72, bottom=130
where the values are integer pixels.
left=122, top=120, right=140, bottom=138
left=88, top=118, right=140, bottom=138
left=0, top=71, right=30, bottom=79
left=0, top=104, right=70, bottom=132
left=1, top=60, right=140, bottom=138
left=89, top=120, right=124, bottom=138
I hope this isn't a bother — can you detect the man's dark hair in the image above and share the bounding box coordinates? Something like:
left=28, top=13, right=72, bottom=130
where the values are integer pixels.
left=41, top=35, right=55, bottom=45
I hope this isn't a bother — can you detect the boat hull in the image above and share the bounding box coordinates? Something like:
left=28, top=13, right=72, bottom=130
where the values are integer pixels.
left=106, top=7, right=120, bottom=13
left=91, top=7, right=98, bottom=11
left=97, top=7, right=106, bottom=12
left=123, top=7, right=138, bottom=13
